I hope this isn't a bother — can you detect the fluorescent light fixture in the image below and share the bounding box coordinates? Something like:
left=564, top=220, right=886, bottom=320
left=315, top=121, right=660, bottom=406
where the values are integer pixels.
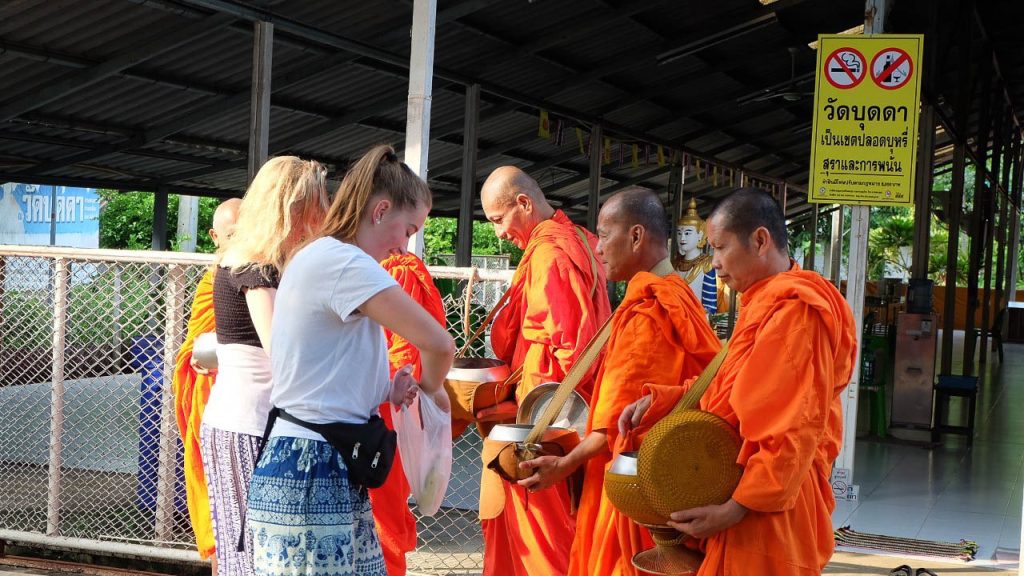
left=807, top=24, right=864, bottom=50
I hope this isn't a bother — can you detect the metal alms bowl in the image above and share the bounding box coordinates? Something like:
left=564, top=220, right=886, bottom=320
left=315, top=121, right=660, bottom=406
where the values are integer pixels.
left=516, top=381, right=589, bottom=438
left=486, top=423, right=573, bottom=443
left=446, top=357, right=510, bottom=382
left=192, top=332, right=218, bottom=371
left=608, top=451, right=638, bottom=476
left=444, top=357, right=512, bottom=424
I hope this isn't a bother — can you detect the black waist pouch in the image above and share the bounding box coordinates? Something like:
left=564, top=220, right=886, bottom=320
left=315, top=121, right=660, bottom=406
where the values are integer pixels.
left=263, top=407, right=397, bottom=489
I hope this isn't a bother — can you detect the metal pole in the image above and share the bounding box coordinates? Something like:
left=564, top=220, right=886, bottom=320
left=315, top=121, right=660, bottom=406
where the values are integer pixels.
left=910, top=104, right=935, bottom=278
left=248, top=20, right=273, bottom=182
left=994, top=119, right=1014, bottom=313
left=155, top=265, right=185, bottom=542
left=175, top=195, right=199, bottom=252
left=807, top=203, right=819, bottom=273
left=404, top=0, right=437, bottom=257
left=836, top=0, right=887, bottom=487
left=48, top=185, right=57, bottom=246
left=829, top=206, right=845, bottom=287
left=456, top=84, right=480, bottom=267
left=940, top=6, right=972, bottom=376
left=980, top=101, right=1006, bottom=365
left=46, top=257, right=69, bottom=535
left=151, top=186, right=168, bottom=251
left=963, top=58, right=994, bottom=375
left=587, top=124, right=603, bottom=231
left=1007, top=135, right=1023, bottom=304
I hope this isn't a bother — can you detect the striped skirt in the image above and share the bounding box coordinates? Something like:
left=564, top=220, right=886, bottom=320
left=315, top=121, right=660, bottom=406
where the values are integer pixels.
left=248, top=436, right=386, bottom=576
left=199, top=425, right=263, bottom=576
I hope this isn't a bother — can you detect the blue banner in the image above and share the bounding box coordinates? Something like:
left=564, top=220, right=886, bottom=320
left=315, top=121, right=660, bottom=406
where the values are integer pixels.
left=1, top=182, right=100, bottom=247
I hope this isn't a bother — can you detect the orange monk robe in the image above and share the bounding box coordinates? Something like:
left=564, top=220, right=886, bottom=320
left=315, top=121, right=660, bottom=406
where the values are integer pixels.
left=570, top=267, right=721, bottom=576
left=638, top=263, right=857, bottom=576
left=171, top=269, right=217, bottom=559
left=373, top=253, right=447, bottom=576
left=483, top=210, right=612, bottom=576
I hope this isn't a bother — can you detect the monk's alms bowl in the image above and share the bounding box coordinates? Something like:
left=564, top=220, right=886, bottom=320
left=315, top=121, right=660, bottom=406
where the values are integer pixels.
left=516, top=381, right=588, bottom=438
left=604, top=451, right=667, bottom=526
left=444, top=357, right=512, bottom=425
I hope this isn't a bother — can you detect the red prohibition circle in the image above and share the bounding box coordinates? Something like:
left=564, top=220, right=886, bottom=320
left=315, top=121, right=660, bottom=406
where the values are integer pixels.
left=870, top=48, right=914, bottom=90
left=823, top=47, right=867, bottom=90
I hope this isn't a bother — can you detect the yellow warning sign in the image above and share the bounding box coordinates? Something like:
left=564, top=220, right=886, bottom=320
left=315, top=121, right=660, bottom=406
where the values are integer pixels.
left=808, top=35, right=923, bottom=206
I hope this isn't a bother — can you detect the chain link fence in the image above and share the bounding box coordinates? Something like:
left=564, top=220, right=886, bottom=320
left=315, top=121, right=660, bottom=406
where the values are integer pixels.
left=0, top=245, right=511, bottom=574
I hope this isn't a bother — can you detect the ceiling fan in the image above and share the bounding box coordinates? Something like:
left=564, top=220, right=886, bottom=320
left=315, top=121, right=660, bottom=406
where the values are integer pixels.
left=743, top=47, right=814, bottom=104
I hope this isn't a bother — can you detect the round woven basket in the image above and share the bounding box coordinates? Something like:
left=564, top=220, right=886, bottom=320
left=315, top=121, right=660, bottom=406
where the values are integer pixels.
left=605, top=470, right=667, bottom=526
left=637, top=409, right=742, bottom=519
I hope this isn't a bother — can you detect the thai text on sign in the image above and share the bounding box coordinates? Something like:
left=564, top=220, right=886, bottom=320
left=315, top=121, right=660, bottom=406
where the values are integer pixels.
left=808, top=35, right=923, bottom=206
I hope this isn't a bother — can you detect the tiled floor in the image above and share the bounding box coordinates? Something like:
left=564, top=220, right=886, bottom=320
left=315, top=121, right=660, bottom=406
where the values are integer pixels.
left=833, top=330, right=1024, bottom=568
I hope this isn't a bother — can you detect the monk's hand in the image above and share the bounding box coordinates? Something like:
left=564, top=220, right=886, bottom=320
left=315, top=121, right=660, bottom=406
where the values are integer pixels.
left=189, top=356, right=213, bottom=376
left=618, top=395, right=652, bottom=436
left=390, top=364, right=418, bottom=407
left=667, top=499, right=748, bottom=539
left=516, top=455, right=568, bottom=492
left=475, top=400, right=518, bottom=422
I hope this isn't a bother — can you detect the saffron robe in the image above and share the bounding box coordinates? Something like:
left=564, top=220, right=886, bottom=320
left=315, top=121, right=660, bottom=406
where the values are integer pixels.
left=639, top=264, right=857, bottom=575
left=372, top=253, right=447, bottom=576
left=171, top=269, right=217, bottom=559
left=570, top=266, right=722, bottom=576
left=482, top=210, right=612, bottom=576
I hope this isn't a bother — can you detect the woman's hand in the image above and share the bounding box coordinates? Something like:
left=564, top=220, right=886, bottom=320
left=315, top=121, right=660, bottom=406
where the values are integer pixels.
left=390, top=364, right=418, bottom=407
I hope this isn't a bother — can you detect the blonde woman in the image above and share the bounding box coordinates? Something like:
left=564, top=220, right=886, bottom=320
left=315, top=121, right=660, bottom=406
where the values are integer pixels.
left=200, top=157, right=329, bottom=576
left=248, top=145, right=454, bottom=576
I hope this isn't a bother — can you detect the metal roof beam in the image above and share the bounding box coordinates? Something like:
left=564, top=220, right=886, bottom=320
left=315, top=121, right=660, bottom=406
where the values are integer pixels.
left=0, top=12, right=234, bottom=124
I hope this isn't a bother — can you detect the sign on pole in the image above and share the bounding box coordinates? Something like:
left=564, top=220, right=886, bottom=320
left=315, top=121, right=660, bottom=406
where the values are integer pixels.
left=808, top=35, right=923, bottom=206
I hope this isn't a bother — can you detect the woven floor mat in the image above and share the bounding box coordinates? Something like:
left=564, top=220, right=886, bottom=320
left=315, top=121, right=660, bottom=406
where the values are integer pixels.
left=834, top=526, right=979, bottom=561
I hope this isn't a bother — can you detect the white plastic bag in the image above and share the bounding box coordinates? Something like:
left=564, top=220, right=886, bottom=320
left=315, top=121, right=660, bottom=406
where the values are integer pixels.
left=392, top=393, right=452, bottom=517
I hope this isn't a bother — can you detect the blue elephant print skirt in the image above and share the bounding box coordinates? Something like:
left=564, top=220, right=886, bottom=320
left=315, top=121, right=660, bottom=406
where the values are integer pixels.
left=248, top=436, right=386, bottom=576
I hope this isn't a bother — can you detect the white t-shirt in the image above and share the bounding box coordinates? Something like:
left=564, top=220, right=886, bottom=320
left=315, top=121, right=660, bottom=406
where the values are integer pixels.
left=269, top=237, right=398, bottom=441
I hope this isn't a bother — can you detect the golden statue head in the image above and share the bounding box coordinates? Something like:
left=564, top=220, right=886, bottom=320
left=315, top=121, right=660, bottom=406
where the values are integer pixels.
left=675, top=197, right=707, bottom=252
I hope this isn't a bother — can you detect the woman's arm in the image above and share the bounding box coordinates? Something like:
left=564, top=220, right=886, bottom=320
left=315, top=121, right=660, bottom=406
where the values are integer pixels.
left=245, top=287, right=277, bottom=355
left=361, top=286, right=455, bottom=405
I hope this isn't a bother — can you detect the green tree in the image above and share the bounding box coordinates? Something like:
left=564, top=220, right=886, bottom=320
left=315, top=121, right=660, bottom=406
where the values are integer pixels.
left=422, top=217, right=523, bottom=265
left=98, top=190, right=219, bottom=253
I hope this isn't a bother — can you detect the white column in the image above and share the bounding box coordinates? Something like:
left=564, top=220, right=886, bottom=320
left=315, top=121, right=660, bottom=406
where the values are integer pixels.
left=404, top=0, right=437, bottom=257
left=175, top=195, right=199, bottom=252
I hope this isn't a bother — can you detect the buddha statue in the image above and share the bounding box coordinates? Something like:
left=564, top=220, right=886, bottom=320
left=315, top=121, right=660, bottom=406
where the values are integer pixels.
left=673, top=198, right=717, bottom=315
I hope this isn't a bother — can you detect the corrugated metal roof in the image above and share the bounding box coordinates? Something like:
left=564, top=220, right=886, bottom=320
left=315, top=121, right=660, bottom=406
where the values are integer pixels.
left=0, top=0, right=1020, bottom=225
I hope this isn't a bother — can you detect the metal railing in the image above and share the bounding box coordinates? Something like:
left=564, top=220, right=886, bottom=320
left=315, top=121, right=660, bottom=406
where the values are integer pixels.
left=0, top=245, right=511, bottom=573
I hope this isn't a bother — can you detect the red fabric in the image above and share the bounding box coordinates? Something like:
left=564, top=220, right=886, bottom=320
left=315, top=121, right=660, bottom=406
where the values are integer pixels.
left=640, top=264, right=857, bottom=575
left=171, top=269, right=217, bottom=559
left=369, top=253, right=446, bottom=576
left=570, top=272, right=722, bottom=576
left=483, top=210, right=612, bottom=576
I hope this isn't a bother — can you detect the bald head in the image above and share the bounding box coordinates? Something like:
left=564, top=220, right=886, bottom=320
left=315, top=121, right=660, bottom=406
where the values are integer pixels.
left=480, top=166, right=555, bottom=250
left=602, top=188, right=670, bottom=243
left=480, top=166, right=546, bottom=207
left=708, top=187, right=788, bottom=255
left=596, top=187, right=670, bottom=282
left=210, top=198, right=241, bottom=248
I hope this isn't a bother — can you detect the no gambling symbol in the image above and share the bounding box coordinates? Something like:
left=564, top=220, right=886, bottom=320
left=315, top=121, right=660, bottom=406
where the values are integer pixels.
left=824, top=48, right=866, bottom=89
left=871, top=48, right=913, bottom=90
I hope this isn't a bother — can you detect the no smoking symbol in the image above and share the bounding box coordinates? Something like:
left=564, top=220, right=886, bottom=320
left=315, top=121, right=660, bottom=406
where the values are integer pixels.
left=824, top=48, right=866, bottom=89
left=871, top=48, right=913, bottom=89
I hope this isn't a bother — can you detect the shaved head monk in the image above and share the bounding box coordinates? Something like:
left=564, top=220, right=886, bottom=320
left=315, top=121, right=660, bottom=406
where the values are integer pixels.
left=519, top=187, right=721, bottom=576
left=478, top=166, right=612, bottom=576
left=620, top=187, right=857, bottom=575
left=173, top=197, right=240, bottom=576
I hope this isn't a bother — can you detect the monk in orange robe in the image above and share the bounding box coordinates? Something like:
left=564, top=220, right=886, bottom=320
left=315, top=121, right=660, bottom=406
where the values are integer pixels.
left=478, top=166, right=612, bottom=576
left=518, top=188, right=721, bottom=576
left=619, top=188, right=857, bottom=575
left=374, top=252, right=447, bottom=576
left=171, top=198, right=239, bottom=573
